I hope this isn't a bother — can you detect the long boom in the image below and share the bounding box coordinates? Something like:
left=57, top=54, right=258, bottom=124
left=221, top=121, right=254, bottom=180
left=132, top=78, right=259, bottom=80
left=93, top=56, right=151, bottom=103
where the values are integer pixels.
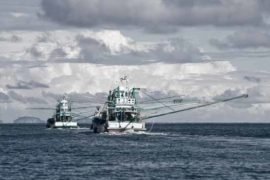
left=141, top=94, right=248, bottom=120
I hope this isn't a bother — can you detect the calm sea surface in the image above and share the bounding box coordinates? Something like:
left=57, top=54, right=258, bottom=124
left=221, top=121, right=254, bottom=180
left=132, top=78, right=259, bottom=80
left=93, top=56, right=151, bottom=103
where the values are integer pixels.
left=0, top=123, right=270, bottom=180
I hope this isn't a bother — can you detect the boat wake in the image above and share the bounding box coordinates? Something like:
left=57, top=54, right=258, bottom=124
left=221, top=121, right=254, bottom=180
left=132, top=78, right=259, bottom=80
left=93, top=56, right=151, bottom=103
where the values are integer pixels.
left=105, top=130, right=168, bottom=136
left=45, top=127, right=89, bottom=130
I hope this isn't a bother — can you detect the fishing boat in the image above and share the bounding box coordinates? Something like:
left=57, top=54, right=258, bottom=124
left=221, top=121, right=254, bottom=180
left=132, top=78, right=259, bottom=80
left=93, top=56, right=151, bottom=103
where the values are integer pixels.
left=46, top=96, right=78, bottom=128
left=91, top=76, right=145, bottom=133
left=91, top=76, right=248, bottom=133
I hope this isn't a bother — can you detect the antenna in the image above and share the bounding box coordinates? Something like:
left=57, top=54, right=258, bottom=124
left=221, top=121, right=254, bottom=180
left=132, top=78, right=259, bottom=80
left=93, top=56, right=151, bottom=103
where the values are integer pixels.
left=120, top=75, right=129, bottom=89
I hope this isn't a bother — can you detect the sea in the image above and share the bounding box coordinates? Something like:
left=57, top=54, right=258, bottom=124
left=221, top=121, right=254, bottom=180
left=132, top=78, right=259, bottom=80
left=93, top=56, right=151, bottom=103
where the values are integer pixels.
left=0, top=123, right=270, bottom=180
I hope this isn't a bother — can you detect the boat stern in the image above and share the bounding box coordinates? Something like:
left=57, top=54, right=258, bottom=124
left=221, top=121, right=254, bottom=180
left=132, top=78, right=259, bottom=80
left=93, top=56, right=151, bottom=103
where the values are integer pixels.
left=107, top=121, right=146, bottom=132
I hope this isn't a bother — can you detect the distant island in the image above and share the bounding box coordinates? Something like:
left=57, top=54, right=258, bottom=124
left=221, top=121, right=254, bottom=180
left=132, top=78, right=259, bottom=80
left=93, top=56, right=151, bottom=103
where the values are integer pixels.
left=13, top=116, right=45, bottom=124
left=0, top=120, right=2, bottom=123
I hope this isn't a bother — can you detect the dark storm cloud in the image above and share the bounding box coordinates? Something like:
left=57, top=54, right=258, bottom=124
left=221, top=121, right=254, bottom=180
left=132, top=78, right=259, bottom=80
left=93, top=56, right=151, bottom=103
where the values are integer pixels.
left=41, top=0, right=264, bottom=31
left=6, top=80, right=49, bottom=90
left=210, top=29, right=270, bottom=49
left=8, top=91, right=47, bottom=104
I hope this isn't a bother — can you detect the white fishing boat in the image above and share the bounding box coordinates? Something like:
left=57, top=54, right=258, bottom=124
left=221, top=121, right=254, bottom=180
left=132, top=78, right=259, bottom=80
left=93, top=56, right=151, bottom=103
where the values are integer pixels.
left=46, top=96, right=78, bottom=128
left=91, top=76, right=145, bottom=133
left=91, top=76, right=248, bottom=133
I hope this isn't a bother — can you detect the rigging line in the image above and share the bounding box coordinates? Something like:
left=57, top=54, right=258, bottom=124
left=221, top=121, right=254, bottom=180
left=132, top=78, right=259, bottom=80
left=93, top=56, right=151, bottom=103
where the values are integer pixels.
left=72, top=111, right=94, bottom=114
left=141, top=102, right=202, bottom=111
left=142, top=94, right=248, bottom=120
left=141, top=91, right=175, bottom=111
left=148, top=119, right=155, bottom=133
left=140, top=95, right=180, bottom=104
left=121, top=120, right=133, bottom=132
left=72, top=105, right=101, bottom=109
left=74, top=114, right=95, bottom=121
left=71, top=113, right=89, bottom=117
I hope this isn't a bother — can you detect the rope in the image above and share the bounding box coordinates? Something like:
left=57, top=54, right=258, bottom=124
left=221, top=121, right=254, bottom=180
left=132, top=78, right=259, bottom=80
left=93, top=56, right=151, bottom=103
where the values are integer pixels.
left=147, top=119, right=155, bottom=133
left=141, top=91, right=175, bottom=111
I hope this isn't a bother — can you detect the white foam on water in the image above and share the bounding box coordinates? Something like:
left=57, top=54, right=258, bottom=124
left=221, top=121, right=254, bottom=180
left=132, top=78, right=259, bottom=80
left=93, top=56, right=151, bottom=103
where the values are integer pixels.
left=133, top=131, right=168, bottom=136
left=104, top=130, right=168, bottom=136
left=45, top=127, right=89, bottom=131
left=75, top=127, right=90, bottom=130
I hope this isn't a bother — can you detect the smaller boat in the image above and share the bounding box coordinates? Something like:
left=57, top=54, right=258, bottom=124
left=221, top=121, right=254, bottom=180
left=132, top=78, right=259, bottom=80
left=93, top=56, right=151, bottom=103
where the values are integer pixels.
left=46, top=96, right=78, bottom=128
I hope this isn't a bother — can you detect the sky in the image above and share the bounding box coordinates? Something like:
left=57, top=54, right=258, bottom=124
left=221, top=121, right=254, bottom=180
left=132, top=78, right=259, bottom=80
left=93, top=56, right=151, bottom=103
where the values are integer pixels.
left=1, top=0, right=270, bottom=123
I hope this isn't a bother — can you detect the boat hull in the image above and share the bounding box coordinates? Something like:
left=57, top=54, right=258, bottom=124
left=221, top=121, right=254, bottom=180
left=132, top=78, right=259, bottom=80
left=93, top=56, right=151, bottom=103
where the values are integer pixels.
left=91, top=120, right=146, bottom=133
left=46, top=119, right=78, bottom=128
left=54, top=122, right=78, bottom=128
left=107, top=121, right=146, bottom=132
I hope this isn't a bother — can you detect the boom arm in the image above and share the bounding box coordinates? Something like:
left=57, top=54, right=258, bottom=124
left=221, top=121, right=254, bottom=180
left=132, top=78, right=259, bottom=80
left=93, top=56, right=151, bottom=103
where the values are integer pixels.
left=141, top=94, right=248, bottom=120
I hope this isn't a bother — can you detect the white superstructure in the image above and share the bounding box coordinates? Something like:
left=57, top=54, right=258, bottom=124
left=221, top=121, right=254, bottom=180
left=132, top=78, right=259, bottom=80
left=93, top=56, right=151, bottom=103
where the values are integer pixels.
left=46, top=96, right=78, bottom=128
left=91, top=77, right=145, bottom=133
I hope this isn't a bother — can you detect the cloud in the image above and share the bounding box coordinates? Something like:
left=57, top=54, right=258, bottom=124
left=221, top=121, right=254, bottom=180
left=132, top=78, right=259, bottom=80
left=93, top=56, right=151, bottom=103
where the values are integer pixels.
left=41, top=91, right=107, bottom=104
left=147, top=38, right=203, bottom=63
left=1, top=30, right=206, bottom=65
left=6, top=80, right=49, bottom=90
left=77, top=34, right=203, bottom=64
left=37, top=61, right=238, bottom=96
left=0, top=92, right=11, bottom=103
left=1, top=59, right=269, bottom=122
left=41, top=0, right=264, bottom=32
left=259, top=0, right=270, bottom=12
left=77, top=35, right=110, bottom=62
left=244, top=76, right=261, bottom=83
left=210, top=29, right=270, bottom=49
left=2, top=59, right=239, bottom=98
left=41, top=91, right=60, bottom=101
left=8, top=91, right=48, bottom=104
left=0, top=34, right=21, bottom=42
left=10, top=12, right=29, bottom=18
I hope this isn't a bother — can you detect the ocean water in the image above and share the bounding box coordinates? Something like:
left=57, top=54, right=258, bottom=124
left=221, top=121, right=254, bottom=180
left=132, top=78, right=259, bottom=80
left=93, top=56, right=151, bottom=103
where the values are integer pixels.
left=0, top=123, right=270, bottom=180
